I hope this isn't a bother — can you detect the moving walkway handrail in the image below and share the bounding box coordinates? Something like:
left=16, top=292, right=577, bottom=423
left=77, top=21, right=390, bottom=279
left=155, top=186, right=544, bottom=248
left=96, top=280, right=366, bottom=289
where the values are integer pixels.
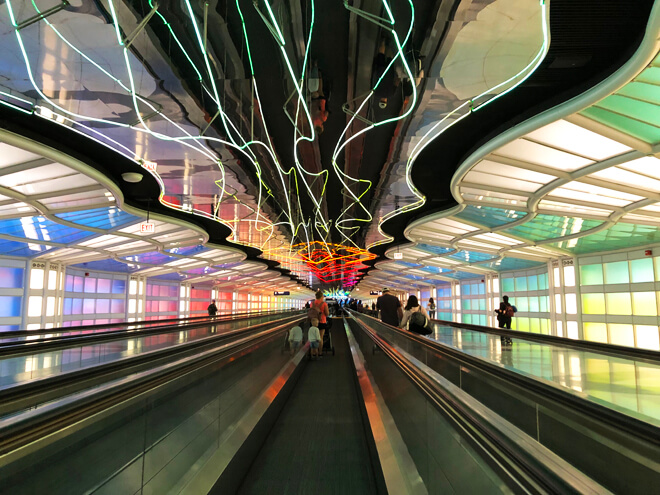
left=431, top=316, right=660, bottom=363
left=0, top=317, right=297, bottom=461
left=350, top=311, right=660, bottom=442
left=0, top=309, right=295, bottom=340
left=0, top=314, right=304, bottom=417
left=0, top=310, right=303, bottom=357
left=351, top=316, right=609, bottom=495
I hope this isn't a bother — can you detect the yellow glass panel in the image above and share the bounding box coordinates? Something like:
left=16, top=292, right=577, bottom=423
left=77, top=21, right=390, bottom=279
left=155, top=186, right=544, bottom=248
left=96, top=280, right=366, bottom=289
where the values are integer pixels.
left=605, top=292, right=632, bottom=315
left=608, top=324, right=635, bottom=347
left=530, top=318, right=540, bottom=333
left=632, top=292, right=657, bottom=316
left=582, top=293, right=605, bottom=314
left=584, top=322, right=608, bottom=343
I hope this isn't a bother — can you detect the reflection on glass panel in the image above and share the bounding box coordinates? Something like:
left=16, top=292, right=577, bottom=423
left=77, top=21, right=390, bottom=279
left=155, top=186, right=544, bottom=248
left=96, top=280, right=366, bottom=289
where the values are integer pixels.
left=632, top=292, right=657, bottom=316
left=540, top=296, right=548, bottom=312
left=630, top=258, right=654, bottom=283
left=65, top=275, right=74, bottom=292
left=63, top=298, right=72, bottom=315
left=635, top=325, right=660, bottom=351
left=516, top=297, right=528, bottom=312
left=604, top=261, right=629, bottom=284
left=582, top=293, right=605, bottom=314
left=0, top=267, right=24, bottom=289
left=30, top=268, right=44, bottom=290
left=609, top=324, right=635, bottom=347
left=606, top=293, right=632, bottom=315
left=580, top=264, right=604, bottom=285
left=584, top=322, right=608, bottom=343
left=539, top=273, right=548, bottom=290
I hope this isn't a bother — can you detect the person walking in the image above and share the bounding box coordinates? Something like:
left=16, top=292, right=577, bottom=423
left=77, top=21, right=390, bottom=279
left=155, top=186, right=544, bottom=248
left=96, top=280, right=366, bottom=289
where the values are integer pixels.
left=496, top=295, right=517, bottom=346
left=376, top=287, right=403, bottom=327
left=400, top=295, right=431, bottom=334
left=309, top=291, right=329, bottom=356
left=207, top=299, right=218, bottom=316
left=308, top=318, right=321, bottom=359
left=426, top=297, right=436, bottom=320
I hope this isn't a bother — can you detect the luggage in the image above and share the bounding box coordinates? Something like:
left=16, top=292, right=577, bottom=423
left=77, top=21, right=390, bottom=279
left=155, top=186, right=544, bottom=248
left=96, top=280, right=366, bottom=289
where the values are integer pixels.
left=409, top=310, right=432, bottom=335
left=505, top=304, right=515, bottom=317
left=319, top=318, right=336, bottom=356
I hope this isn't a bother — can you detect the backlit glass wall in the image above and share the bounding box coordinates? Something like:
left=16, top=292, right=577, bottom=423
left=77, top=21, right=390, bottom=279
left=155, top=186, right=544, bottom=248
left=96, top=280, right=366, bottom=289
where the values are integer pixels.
left=436, top=284, right=452, bottom=321
left=500, top=268, right=551, bottom=335
left=0, top=259, right=25, bottom=332
left=459, top=279, right=487, bottom=326
left=145, top=280, right=179, bottom=321
left=62, top=268, right=127, bottom=326
left=578, top=250, right=660, bottom=350
left=190, top=287, right=212, bottom=316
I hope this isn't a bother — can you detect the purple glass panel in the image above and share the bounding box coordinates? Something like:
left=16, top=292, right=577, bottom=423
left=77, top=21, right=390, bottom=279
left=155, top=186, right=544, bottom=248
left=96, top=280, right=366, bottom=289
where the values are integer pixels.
left=63, top=298, right=73, bottom=315
left=72, top=298, right=83, bottom=314
left=0, top=267, right=24, bottom=288
left=83, top=299, right=96, bottom=314
left=84, top=277, right=97, bottom=293
left=97, top=278, right=111, bottom=294
left=0, top=296, right=22, bottom=317
left=110, top=299, right=125, bottom=313
left=96, top=299, right=110, bottom=313
left=65, top=275, right=74, bottom=292
left=73, top=276, right=84, bottom=293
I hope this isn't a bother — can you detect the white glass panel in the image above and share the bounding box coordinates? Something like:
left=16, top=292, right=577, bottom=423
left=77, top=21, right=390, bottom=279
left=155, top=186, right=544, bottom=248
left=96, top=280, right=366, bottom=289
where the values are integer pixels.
left=591, top=167, right=660, bottom=193
left=620, top=156, right=660, bottom=180
left=28, top=296, right=43, bottom=317
left=563, top=266, right=575, bottom=287
left=129, top=280, right=138, bottom=295
left=46, top=297, right=56, bottom=316
left=567, top=321, right=579, bottom=339
left=555, top=294, right=562, bottom=313
left=496, top=139, right=593, bottom=171
left=565, top=294, right=577, bottom=315
left=30, top=268, right=44, bottom=290
left=128, top=299, right=137, bottom=314
left=553, top=267, right=561, bottom=288
left=48, top=270, right=57, bottom=291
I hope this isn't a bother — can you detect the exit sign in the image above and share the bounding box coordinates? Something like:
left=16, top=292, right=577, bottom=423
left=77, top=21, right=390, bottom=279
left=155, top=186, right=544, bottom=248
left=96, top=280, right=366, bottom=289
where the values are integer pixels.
left=140, top=222, right=155, bottom=234
left=393, top=252, right=403, bottom=259
left=274, top=291, right=290, bottom=296
left=142, top=160, right=157, bottom=171
left=370, top=290, right=381, bottom=295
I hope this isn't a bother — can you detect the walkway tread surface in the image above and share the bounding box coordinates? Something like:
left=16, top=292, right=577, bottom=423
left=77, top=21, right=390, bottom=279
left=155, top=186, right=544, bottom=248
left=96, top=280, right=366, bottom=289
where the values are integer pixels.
left=237, top=325, right=378, bottom=494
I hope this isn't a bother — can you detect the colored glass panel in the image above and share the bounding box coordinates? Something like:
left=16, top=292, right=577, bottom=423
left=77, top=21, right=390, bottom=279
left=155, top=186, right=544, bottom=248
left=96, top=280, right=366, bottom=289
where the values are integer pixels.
left=630, top=258, right=654, bottom=283
left=447, top=250, right=496, bottom=263
left=55, top=207, right=139, bottom=230
left=454, top=205, right=526, bottom=228
left=609, top=324, right=635, bottom=347
left=503, top=215, right=603, bottom=242
left=632, top=292, right=657, bottom=316
left=554, top=223, right=660, bottom=254
left=97, top=279, right=111, bottom=293
left=0, top=296, right=22, bottom=317
left=111, top=299, right=125, bottom=313
left=112, top=279, right=126, bottom=294
left=502, top=277, right=514, bottom=293
left=606, top=293, right=632, bottom=315
left=580, top=264, right=604, bottom=285
left=484, top=258, right=546, bottom=271
left=527, top=275, right=538, bottom=291
left=0, top=217, right=95, bottom=244
left=604, top=261, right=629, bottom=284
left=0, top=267, right=24, bottom=288
left=584, top=322, right=608, bottom=343
left=515, top=276, right=527, bottom=292
left=582, top=293, right=605, bottom=314
left=417, top=244, right=453, bottom=256
left=0, top=239, right=53, bottom=257
left=581, top=106, right=660, bottom=144
left=635, top=325, right=660, bottom=351
left=96, top=299, right=110, bottom=313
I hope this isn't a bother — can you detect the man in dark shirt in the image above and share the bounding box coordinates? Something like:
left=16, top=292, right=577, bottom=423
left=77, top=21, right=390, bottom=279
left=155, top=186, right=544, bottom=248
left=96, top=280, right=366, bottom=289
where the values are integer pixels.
left=376, top=288, right=403, bottom=327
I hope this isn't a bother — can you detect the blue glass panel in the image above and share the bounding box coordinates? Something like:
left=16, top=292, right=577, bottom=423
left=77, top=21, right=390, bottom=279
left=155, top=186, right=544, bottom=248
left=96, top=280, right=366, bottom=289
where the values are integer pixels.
left=0, top=267, right=24, bottom=288
left=0, top=325, right=20, bottom=332
left=166, top=245, right=209, bottom=256
left=111, top=299, right=125, bottom=313
left=55, top=207, right=139, bottom=230
left=420, top=266, right=453, bottom=275
left=184, top=266, right=220, bottom=275
left=463, top=284, right=471, bottom=295
left=150, top=273, right=188, bottom=281
left=73, top=276, right=84, bottom=293
left=503, top=215, right=603, bottom=242
left=455, top=205, right=526, bottom=228
left=0, top=239, right=54, bottom=257
left=63, top=298, right=72, bottom=315
left=0, top=296, right=22, bottom=317
left=395, top=261, right=423, bottom=268
left=0, top=217, right=96, bottom=244
left=448, top=250, right=496, bottom=263
left=72, top=298, right=83, bottom=314
left=481, top=258, right=546, bottom=271
left=417, top=244, right=453, bottom=256
left=112, top=279, right=126, bottom=294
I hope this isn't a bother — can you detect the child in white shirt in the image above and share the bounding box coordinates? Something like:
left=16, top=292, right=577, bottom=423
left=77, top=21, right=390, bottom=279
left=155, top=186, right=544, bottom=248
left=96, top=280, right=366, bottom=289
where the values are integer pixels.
left=308, top=318, right=321, bottom=358
left=288, top=325, right=303, bottom=355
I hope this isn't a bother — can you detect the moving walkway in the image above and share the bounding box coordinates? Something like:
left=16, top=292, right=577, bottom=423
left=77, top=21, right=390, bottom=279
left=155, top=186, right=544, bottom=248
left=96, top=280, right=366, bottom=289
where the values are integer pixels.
left=0, top=314, right=612, bottom=494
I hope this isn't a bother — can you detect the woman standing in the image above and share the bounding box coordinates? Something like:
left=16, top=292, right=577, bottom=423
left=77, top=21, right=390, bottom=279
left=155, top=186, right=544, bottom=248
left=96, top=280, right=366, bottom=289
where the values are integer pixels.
left=400, top=295, right=431, bottom=334
left=426, top=297, right=436, bottom=320
left=495, top=295, right=516, bottom=346
left=310, top=291, right=330, bottom=355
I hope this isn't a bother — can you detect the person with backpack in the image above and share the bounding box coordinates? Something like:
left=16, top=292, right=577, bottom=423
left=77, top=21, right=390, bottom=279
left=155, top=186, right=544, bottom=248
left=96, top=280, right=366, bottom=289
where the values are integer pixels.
left=426, top=297, right=436, bottom=320
left=400, top=295, right=432, bottom=335
left=496, top=295, right=517, bottom=346
left=207, top=299, right=218, bottom=316
left=308, top=291, right=329, bottom=356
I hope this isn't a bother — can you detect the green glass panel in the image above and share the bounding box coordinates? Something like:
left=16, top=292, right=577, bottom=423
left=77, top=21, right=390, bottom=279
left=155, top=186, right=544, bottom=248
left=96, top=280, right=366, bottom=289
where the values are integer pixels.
left=582, top=293, right=606, bottom=314
left=503, top=215, right=603, bottom=242
left=630, top=258, right=654, bottom=283
left=609, top=324, right=635, bottom=347
left=529, top=296, right=540, bottom=312
left=527, top=275, right=538, bottom=291
left=580, top=107, right=660, bottom=144
left=530, top=318, right=540, bottom=334
left=515, top=297, right=528, bottom=312
left=455, top=205, right=527, bottom=228
left=632, top=292, right=657, bottom=316
left=515, top=276, right=527, bottom=292
left=618, top=81, right=660, bottom=106
left=636, top=66, right=660, bottom=85
left=604, top=261, right=629, bottom=284
left=596, top=95, right=660, bottom=127
left=606, top=292, right=632, bottom=315
left=462, top=299, right=470, bottom=310
left=654, top=257, right=660, bottom=282
left=555, top=223, right=660, bottom=255
left=478, top=299, right=486, bottom=311
left=502, top=277, right=514, bottom=293
left=540, top=318, right=549, bottom=335
left=580, top=264, right=604, bottom=285
left=584, top=322, right=608, bottom=343
left=516, top=317, right=529, bottom=332
left=538, top=273, right=548, bottom=290
left=540, top=296, right=548, bottom=312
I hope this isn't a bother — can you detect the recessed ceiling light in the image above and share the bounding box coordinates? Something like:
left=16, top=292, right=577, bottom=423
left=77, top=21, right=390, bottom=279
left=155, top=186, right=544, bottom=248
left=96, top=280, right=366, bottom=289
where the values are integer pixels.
left=122, top=172, right=143, bottom=183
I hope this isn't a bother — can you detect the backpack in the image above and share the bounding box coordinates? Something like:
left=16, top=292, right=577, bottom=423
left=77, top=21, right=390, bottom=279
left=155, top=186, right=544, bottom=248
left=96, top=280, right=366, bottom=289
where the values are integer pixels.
left=409, top=310, right=431, bottom=335
left=307, top=304, right=320, bottom=322
left=505, top=304, right=515, bottom=318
